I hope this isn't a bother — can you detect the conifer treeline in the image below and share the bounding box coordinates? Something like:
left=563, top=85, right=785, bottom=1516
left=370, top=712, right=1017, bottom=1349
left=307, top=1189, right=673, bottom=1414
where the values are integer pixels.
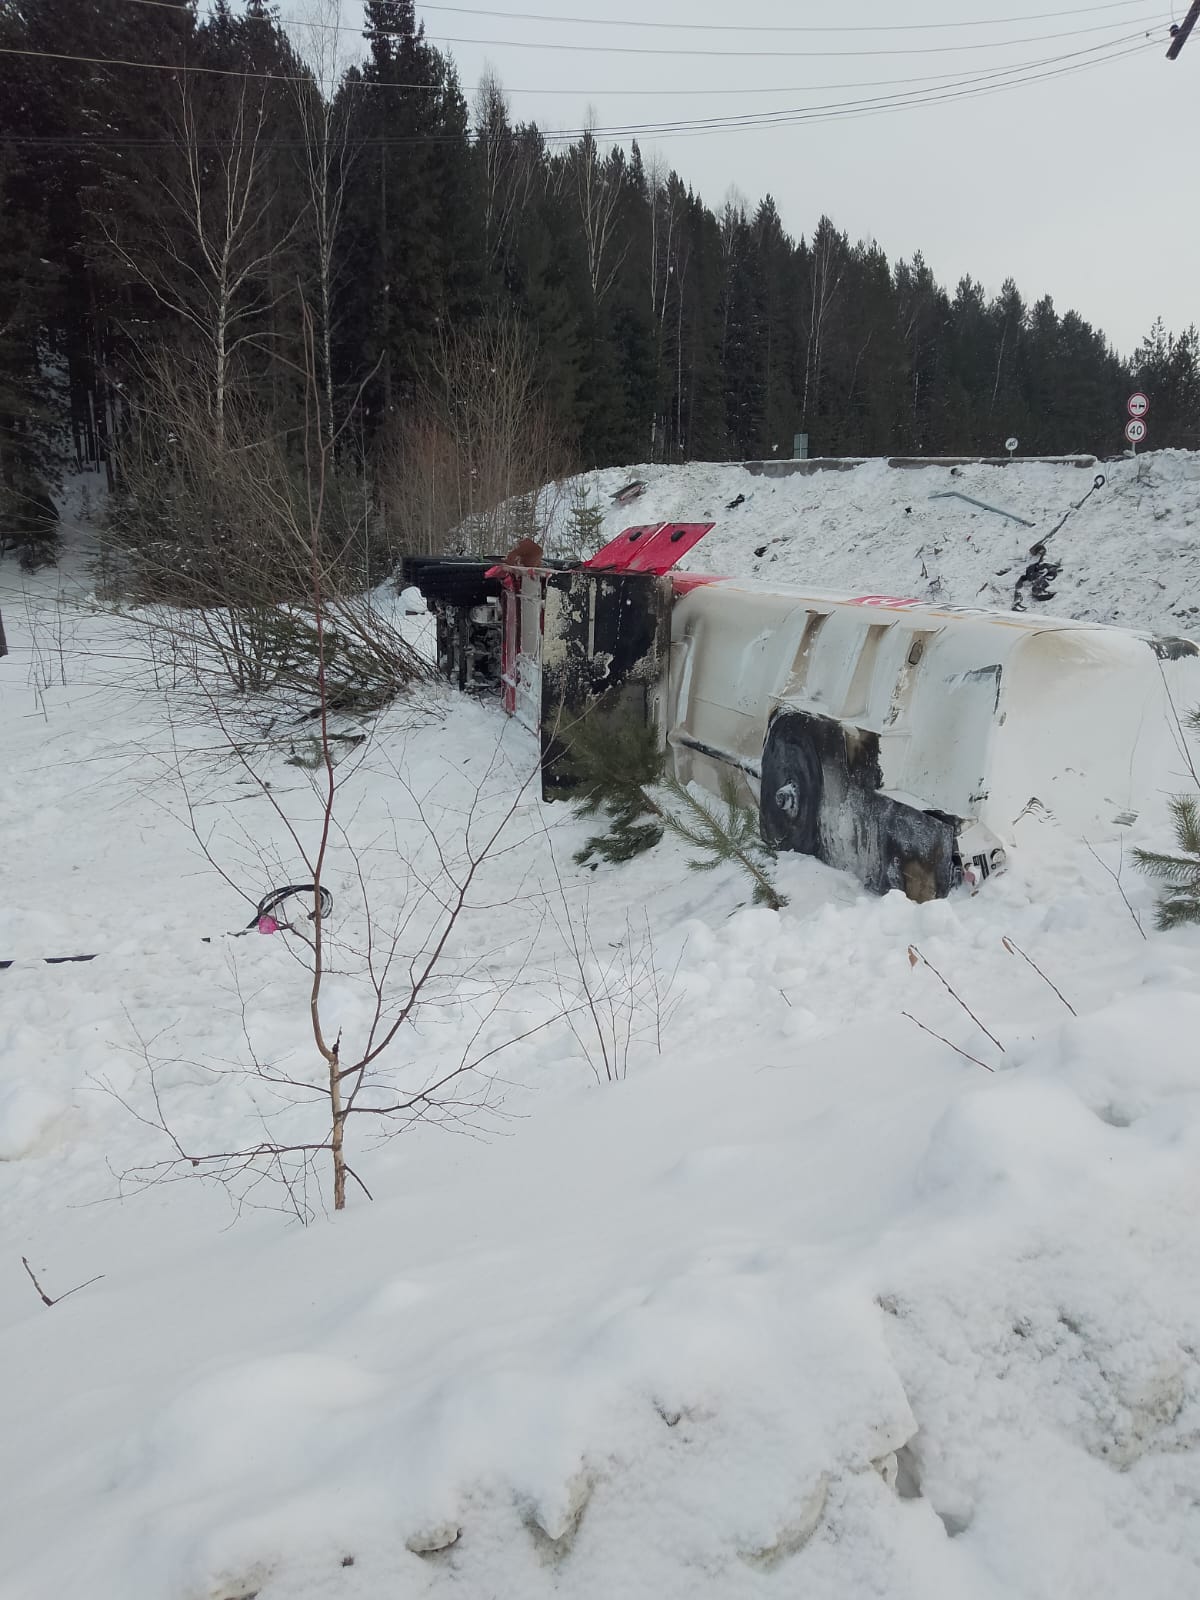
left=2, top=0, right=1198, bottom=539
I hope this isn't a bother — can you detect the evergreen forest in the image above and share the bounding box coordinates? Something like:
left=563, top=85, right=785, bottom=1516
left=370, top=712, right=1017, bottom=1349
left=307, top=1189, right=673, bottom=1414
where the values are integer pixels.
left=2, top=0, right=1197, bottom=567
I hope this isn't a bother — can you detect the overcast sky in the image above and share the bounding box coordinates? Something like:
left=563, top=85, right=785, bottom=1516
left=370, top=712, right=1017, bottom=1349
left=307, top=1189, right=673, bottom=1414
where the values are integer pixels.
left=375, top=0, right=1194, bottom=356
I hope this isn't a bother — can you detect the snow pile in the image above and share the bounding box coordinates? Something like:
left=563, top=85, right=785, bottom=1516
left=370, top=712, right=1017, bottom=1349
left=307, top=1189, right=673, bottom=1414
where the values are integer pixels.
left=546, top=450, right=1200, bottom=638
left=3, top=492, right=1200, bottom=1599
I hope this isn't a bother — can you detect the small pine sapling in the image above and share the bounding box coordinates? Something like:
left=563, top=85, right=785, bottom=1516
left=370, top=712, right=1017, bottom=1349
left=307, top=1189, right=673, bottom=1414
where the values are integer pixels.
left=660, top=771, right=786, bottom=910
left=1133, top=795, right=1200, bottom=928
left=564, top=708, right=786, bottom=908
left=565, top=711, right=666, bottom=865
left=501, top=490, right=540, bottom=553
left=564, top=480, right=607, bottom=559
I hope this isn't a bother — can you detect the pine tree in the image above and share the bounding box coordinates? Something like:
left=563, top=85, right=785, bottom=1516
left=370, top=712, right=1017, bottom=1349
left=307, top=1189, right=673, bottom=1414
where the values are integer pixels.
left=2, top=0, right=1191, bottom=519
left=13, top=0, right=198, bottom=478
left=564, top=708, right=785, bottom=907
left=1134, top=320, right=1200, bottom=450
left=562, top=479, right=606, bottom=558
left=0, top=143, right=62, bottom=566
left=894, top=252, right=951, bottom=452
left=659, top=772, right=785, bottom=909
left=564, top=711, right=665, bottom=865
left=1134, top=794, right=1200, bottom=929
left=338, top=2, right=481, bottom=428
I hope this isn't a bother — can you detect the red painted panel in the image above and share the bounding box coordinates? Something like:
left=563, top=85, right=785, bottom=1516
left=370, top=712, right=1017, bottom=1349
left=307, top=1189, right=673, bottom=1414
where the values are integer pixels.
left=583, top=524, right=666, bottom=573
left=624, top=521, right=716, bottom=574
left=585, top=521, right=716, bottom=576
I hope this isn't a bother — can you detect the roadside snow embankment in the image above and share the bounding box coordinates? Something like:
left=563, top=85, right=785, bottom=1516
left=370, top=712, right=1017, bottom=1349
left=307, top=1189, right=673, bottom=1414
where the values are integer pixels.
left=2, top=477, right=1200, bottom=1599
left=549, top=450, right=1200, bottom=637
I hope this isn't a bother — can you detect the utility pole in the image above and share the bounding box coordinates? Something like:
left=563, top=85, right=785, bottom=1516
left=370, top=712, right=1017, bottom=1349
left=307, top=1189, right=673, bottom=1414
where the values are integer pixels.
left=1167, top=0, right=1200, bottom=59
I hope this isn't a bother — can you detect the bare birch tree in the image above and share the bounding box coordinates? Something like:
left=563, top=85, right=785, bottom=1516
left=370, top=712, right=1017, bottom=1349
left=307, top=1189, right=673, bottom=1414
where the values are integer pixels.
left=645, top=150, right=677, bottom=327
left=103, top=77, right=304, bottom=446
left=473, top=67, right=541, bottom=282
left=569, top=117, right=629, bottom=305
left=288, top=0, right=358, bottom=444
left=800, top=216, right=847, bottom=426
left=718, top=188, right=749, bottom=367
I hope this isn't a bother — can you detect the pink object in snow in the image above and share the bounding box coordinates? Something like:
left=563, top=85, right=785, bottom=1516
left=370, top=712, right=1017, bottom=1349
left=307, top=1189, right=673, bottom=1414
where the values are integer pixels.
left=258, top=915, right=279, bottom=935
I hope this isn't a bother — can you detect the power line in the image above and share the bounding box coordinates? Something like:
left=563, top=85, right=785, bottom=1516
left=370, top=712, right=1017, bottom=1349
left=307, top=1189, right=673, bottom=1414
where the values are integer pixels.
left=0, top=43, right=430, bottom=87
left=0, top=34, right=1156, bottom=145
left=510, top=37, right=1153, bottom=137
left=1, top=23, right=1155, bottom=87
left=423, top=20, right=1167, bottom=57
left=104, top=0, right=1175, bottom=56
left=119, top=0, right=1162, bottom=35
left=618, top=38, right=1155, bottom=137
left=414, top=0, right=1162, bottom=28
left=0, top=42, right=1148, bottom=99
left=0, top=19, right=1167, bottom=81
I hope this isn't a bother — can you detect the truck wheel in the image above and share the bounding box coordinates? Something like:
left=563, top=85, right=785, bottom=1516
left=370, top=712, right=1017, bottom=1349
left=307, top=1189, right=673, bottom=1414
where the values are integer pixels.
left=760, top=712, right=823, bottom=855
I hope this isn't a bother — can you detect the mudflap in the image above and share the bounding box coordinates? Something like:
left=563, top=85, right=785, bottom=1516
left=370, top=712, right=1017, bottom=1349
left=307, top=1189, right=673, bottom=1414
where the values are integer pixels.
left=760, top=708, right=958, bottom=902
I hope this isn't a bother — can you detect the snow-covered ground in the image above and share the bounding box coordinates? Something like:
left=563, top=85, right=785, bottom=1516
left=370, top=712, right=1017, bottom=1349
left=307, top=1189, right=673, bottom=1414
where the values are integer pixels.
left=548, top=449, right=1200, bottom=638
left=3, top=461, right=1200, bottom=1600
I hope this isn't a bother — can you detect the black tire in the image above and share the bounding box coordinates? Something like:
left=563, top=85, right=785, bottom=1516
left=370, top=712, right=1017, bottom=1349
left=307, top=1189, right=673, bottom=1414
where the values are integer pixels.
left=760, top=711, right=824, bottom=855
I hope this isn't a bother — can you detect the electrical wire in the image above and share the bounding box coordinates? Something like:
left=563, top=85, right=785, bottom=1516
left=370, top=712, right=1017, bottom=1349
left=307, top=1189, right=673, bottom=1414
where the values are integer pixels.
left=473, top=34, right=1156, bottom=136
left=0, top=19, right=1166, bottom=84
left=0, top=50, right=1149, bottom=98
left=405, top=21, right=1172, bottom=59
left=118, top=0, right=1162, bottom=35
left=411, top=0, right=1163, bottom=28
left=0, top=24, right=1155, bottom=94
left=0, top=33, right=1156, bottom=145
left=632, top=38, right=1156, bottom=138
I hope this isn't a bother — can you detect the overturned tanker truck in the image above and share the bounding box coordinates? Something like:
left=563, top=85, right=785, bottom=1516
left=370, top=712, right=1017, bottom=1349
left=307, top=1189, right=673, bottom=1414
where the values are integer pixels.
left=404, top=519, right=1200, bottom=902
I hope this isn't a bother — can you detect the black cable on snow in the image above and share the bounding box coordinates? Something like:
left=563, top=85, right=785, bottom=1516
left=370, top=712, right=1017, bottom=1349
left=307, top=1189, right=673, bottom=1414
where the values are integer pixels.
left=1013, top=472, right=1105, bottom=609
left=1, top=885, right=334, bottom=969
left=236, top=884, right=334, bottom=934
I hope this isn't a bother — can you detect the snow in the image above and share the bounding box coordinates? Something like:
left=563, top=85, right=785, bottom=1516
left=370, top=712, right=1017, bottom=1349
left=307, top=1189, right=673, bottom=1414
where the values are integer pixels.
left=3, top=459, right=1200, bottom=1599
left=545, top=449, right=1200, bottom=638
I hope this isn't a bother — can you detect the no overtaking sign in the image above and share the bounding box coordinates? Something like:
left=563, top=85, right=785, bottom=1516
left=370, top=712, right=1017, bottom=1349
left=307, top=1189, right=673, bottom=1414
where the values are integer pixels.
left=1125, top=392, right=1149, bottom=450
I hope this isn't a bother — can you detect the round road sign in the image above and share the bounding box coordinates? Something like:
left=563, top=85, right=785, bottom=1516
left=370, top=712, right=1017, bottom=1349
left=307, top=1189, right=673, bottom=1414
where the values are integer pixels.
left=1127, top=392, right=1150, bottom=419
left=1125, top=418, right=1147, bottom=444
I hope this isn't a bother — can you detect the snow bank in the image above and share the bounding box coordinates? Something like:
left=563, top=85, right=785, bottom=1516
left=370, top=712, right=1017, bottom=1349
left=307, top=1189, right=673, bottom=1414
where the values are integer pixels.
left=545, top=450, right=1200, bottom=638
left=3, top=481, right=1200, bottom=1598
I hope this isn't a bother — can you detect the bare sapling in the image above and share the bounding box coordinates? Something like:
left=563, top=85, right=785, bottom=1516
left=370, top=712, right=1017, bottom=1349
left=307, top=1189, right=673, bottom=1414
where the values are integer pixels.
left=377, top=311, right=572, bottom=559
left=1001, top=935, right=1077, bottom=1015
left=20, top=1257, right=105, bottom=1309
left=906, top=943, right=1005, bottom=1067
left=102, top=316, right=588, bottom=1216
left=102, top=346, right=428, bottom=711
left=539, top=808, right=683, bottom=1084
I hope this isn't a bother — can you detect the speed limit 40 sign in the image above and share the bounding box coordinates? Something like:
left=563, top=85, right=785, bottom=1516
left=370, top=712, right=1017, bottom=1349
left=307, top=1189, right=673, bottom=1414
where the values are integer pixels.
left=1125, top=393, right=1149, bottom=450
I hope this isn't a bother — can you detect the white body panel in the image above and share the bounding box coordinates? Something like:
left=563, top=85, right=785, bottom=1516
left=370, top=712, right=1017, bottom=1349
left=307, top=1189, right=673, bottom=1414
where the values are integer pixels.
left=667, top=581, right=1199, bottom=843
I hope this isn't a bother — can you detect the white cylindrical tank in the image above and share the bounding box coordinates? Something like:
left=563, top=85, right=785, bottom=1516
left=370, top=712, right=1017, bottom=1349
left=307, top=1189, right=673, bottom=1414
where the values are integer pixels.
left=666, top=579, right=1200, bottom=893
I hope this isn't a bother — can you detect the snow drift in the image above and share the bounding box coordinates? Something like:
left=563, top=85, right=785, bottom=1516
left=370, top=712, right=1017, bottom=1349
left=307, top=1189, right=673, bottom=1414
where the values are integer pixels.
left=2, top=462, right=1200, bottom=1599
